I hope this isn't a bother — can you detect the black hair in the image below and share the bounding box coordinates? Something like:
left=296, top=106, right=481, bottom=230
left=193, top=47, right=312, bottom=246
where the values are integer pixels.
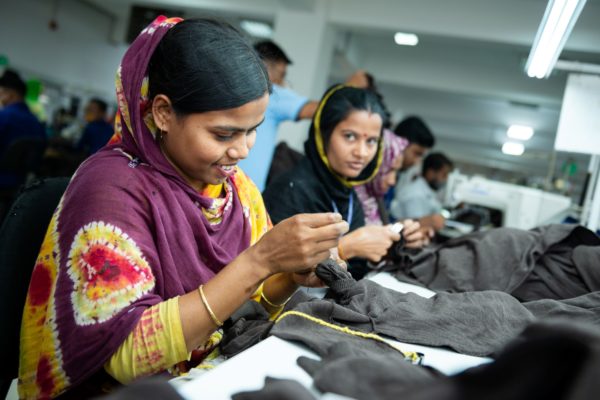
left=89, top=98, right=108, bottom=114
left=364, top=72, right=392, bottom=129
left=314, top=85, right=387, bottom=148
left=423, top=152, right=453, bottom=173
left=0, top=69, right=27, bottom=97
left=394, top=116, right=435, bottom=148
left=253, top=40, right=292, bottom=64
left=148, top=19, right=271, bottom=115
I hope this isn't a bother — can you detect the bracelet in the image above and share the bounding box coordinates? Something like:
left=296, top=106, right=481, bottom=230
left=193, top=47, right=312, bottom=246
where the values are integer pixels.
left=260, top=290, right=290, bottom=308
left=198, top=285, right=223, bottom=327
left=337, top=243, right=347, bottom=261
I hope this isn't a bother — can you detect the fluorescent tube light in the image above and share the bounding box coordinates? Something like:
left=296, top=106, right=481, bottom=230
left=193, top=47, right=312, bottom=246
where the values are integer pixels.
left=525, top=0, right=587, bottom=79
left=394, top=32, right=419, bottom=46
left=240, top=20, right=273, bottom=39
left=502, top=142, right=525, bottom=156
left=507, top=125, right=534, bottom=140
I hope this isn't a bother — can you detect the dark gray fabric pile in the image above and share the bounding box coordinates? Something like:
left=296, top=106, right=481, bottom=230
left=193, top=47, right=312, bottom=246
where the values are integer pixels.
left=222, top=259, right=600, bottom=359
left=296, top=320, right=600, bottom=400
left=385, top=224, right=600, bottom=301
left=297, top=341, right=437, bottom=400
left=228, top=320, right=600, bottom=400
left=220, top=300, right=272, bottom=357
left=309, top=261, right=600, bottom=357
left=270, top=264, right=521, bottom=357
left=231, top=377, right=317, bottom=400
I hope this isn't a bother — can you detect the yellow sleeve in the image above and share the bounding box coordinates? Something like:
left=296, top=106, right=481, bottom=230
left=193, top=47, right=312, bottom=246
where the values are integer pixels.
left=252, top=284, right=285, bottom=320
left=104, top=297, right=188, bottom=383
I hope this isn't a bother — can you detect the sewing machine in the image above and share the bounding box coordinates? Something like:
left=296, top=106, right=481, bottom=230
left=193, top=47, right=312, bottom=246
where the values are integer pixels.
left=444, top=174, right=572, bottom=230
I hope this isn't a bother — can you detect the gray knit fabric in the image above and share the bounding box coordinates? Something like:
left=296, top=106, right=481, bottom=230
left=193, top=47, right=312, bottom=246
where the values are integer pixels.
left=386, top=224, right=600, bottom=300
left=231, top=377, right=317, bottom=400
left=296, top=320, right=600, bottom=400
left=308, top=262, right=600, bottom=357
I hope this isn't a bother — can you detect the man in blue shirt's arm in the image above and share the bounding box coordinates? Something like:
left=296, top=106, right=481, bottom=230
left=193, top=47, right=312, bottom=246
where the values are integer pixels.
left=239, top=40, right=368, bottom=191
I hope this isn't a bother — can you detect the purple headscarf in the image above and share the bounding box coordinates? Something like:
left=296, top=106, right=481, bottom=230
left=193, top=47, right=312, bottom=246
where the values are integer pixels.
left=355, top=129, right=408, bottom=225
left=19, top=16, right=269, bottom=398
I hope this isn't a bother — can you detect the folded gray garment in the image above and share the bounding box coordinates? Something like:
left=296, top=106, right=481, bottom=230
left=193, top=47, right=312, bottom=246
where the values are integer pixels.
left=297, top=342, right=437, bottom=400
left=572, top=245, right=600, bottom=291
left=231, top=377, right=317, bottom=400
left=308, top=261, right=600, bottom=357
left=271, top=299, right=421, bottom=361
left=94, top=378, right=183, bottom=400
left=220, top=300, right=272, bottom=357
left=225, top=259, right=600, bottom=360
left=297, top=320, right=600, bottom=400
left=386, top=224, right=600, bottom=301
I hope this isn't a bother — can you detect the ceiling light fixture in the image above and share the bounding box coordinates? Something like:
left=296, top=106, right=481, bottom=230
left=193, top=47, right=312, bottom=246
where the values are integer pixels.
left=502, top=142, right=525, bottom=156
left=507, top=125, right=535, bottom=141
left=525, top=0, right=587, bottom=79
left=394, top=32, right=419, bottom=46
left=240, top=20, right=273, bottom=39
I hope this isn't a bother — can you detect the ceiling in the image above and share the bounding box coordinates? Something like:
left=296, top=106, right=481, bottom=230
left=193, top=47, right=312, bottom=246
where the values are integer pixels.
left=86, top=0, right=600, bottom=193
left=324, top=0, right=600, bottom=184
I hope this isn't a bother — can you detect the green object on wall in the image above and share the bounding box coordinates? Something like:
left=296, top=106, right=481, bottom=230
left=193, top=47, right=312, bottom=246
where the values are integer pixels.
left=26, top=79, right=42, bottom=102
left=25, top=79, right=46, bottom=122
left=561, top=159, right=578, bottom=177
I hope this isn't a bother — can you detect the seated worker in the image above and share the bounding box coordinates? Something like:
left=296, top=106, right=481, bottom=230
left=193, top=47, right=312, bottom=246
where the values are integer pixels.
left=391, top=152, right=453, bottom=231
left=354, top=129, right=407, bottom=226
left=0, top=68, right=46, bottom=160
left=354, top=72, right=413, bottom=227
left=238, top=40, right=368, bottom=191
left=76, top=98, right=114, bottom=155
left=393, top=116, right=435, bottom=183
left=263, top=85, right=426, bottom=280
left=386, top=116, right=435, bottom=215
left=18, top=17, right=349, bottom=399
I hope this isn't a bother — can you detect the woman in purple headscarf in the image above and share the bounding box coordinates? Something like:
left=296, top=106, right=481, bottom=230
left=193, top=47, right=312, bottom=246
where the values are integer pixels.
left=18, top=17, right=348, bottom=399
left=355, top=129, right=408, bottom=226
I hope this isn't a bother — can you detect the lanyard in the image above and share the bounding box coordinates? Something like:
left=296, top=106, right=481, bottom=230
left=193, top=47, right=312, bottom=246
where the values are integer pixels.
left=331, top=194, right=353, bottom=227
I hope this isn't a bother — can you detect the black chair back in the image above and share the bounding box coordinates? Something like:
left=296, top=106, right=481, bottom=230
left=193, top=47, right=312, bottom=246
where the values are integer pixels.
left=0, top=136, right=46, bottom=176
left=0, top=177, right=70, bottom=397
left=265, top=141, right=304, bottom=188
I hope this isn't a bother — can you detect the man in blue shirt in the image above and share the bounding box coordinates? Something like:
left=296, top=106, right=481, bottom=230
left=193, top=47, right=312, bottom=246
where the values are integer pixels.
left=239, top=41, right=367, bottom=192
left=77, top=98, right=113, bottom=156
left=0, top=69, right=46, bottom=159
left=391, top=152, right=453, bottom=232
left=386, top=116, right=436, bottom=213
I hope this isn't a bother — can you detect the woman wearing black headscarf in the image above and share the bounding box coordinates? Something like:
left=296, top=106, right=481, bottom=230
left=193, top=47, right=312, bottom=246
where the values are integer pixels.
left=263, top=85, right=425, bottom=279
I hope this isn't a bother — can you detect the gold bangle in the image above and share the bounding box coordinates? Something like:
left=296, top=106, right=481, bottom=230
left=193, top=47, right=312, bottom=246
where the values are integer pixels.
left=198, top=285, right=223, bottom=327
left=337, top=243, right=347, bottom=261
left=260, top=290, right=289, bottom=308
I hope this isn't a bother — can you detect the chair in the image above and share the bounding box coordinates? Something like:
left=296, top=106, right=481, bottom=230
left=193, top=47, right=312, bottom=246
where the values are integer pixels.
left=0, top=177, right=70, bottom=399
left=0, top=137, right=46, bottom=177
left=265, top=141, right=304, bottom=188
left=0, top=137, right=47, bottom=222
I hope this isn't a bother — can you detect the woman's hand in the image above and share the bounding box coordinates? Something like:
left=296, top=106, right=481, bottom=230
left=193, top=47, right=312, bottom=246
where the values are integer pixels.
left=289, top=252, right=348, bottom=288
left=401, top=219, right=430, bottom=248
left=339, top=225, right=400, bottom=262
left=289, top=270, right=326, bottom=288
left=248, top=213, right=349, bottom=276
left=345, top=69, right=369, bottom=88
left=181, top=214, right=346, bottom=351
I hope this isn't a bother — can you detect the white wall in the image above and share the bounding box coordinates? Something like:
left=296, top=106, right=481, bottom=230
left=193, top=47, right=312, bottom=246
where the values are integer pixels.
left=0, top=0, right=127, bottom=100
left=271, top=1, right=338, bottom=152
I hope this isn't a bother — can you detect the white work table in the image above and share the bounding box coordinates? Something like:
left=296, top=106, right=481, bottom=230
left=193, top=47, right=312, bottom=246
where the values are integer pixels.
left=174, top=272, right=492, bottom=400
